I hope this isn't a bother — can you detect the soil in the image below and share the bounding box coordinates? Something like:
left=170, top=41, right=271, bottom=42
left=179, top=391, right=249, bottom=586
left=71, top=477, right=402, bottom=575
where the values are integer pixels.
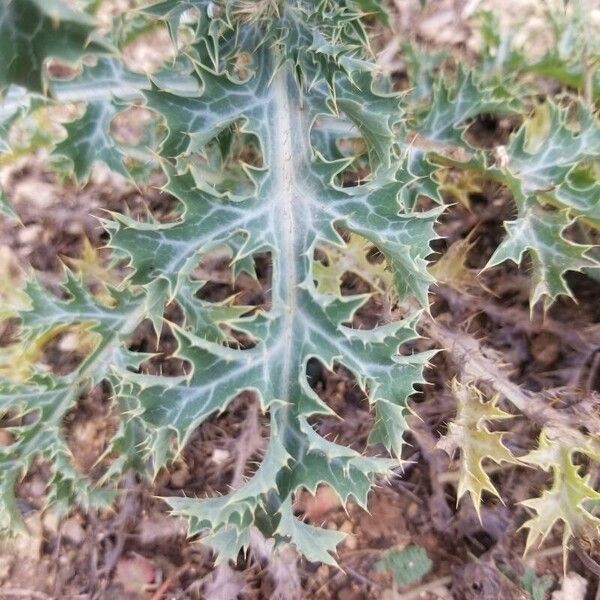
left=1, top=1, right=599, bottom=600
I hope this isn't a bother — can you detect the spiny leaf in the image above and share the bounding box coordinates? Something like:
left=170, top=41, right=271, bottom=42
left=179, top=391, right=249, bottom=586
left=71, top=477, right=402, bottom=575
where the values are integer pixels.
left=521, top=428, right=600, bottom=557
left=487, top=207, right=596, bottom=309
left=0, top=0, right=441, bottom=561
left=503, top=103, right=600, bottom=218
left=0, top=0, right=110, bottom=94
left=434, top=101, right=600, bottom=308
left=411, top=68, right=519, bottom=149
left=482, top=104, right=600, bottom=305
left=437, top=378, right=518, bottom=516
left=54, top=100, right=127, bottom=183
left=354, top=0, right=391, bottom=26
left=276, top=497, right=345, bottom=566
left=112, top=4, right=438, bottom=556
left=0, top=268, right=146, bottom=532
left=437, top=169, right=483, bottom=210
left=474, top=7, right=600, bottom=100
left=429, top=233, right=481, bottom=294
left=314, top=232, right=392, bottom=295
left=63, top=237, right=119, bottom=304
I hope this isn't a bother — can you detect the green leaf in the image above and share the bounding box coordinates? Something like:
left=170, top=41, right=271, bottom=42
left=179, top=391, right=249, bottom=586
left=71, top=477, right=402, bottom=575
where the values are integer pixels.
left=502, top=103, right=600, bottom=223
left=521, top=567, right=553, bottom=600
left=1, top=1, right=440, bottom=562
left=375, top=544, right=433, bottom=587
left=433, top=101, right=600, bottom=308
left=54, top=100, right=127, bottom=182
left=0, top=269, right=145, bottom=532
left=474, top=7, right=600, bottom=100
left=0, top=0, right=110, bottom=94
left=0, top=87, right=36, bottom=153
left=112, top=7, right=438, bottom=557
left=487, top=207, right=596, bottom=309
left=412, top=68, right=519, bottom=149
left=276, top=498, right=345, bottom=566
left=354, top=0, right=391, bottom=26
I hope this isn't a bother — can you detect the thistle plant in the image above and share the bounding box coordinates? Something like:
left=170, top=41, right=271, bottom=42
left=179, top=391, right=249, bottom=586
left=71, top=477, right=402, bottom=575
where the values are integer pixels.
left=0, top=0, right=440, bottom=564
left=0, top=0, right=598, bottom=568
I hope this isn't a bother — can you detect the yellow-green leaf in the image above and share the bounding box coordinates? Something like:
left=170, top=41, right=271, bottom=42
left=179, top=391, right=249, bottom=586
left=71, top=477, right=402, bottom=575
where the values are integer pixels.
left=437, top=379, right=518, bottom=516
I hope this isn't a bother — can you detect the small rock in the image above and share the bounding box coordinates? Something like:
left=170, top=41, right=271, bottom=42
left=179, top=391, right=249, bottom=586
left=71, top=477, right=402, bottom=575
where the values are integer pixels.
left=17, top=225, right=43, bottom=246
left=169, top=462, right=191, bottom=488
left=552, top=572, right=588, bottom=600
left=61, top=517, right=86, bottom=545
left=138, top=514, right=185, bottom=547
left=211, top=448, right=230, bottom=465
left=300, top=486, right=341, bottom=522
left=339, top=520, right=358, bottom=550
left=339, top=520, right=354, bottom=535
left=407, top=502, right=419, bottom=519
left=0, top=430, right=14, bottom=447
left=115, top=553, right=156, bottom=594
left=13, top=180, right=55, bottom=208
left=65, top=221, right=84, bottom=235
left=339, top=521, right=358, bottom=550
left=58, top=332, right=81, bottom=352
left=26, top=477, right=46, bottom=498
left=531, top=332, right=560, bottom=367
left=42, top=511, right=60, bottom=536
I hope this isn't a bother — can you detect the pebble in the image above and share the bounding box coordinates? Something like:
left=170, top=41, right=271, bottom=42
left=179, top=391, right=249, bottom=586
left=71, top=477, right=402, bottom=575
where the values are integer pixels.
left=42, top=511, right=60, bottom=535
left=17, top=225, right=43, bottom=246
left=339, top=520, right=354, bottom=534
left=58, top=332, right=82, bottom=352
left=211, top=448, right=230, bottom=465
left=0, top=430, right=14, bottom=447
left=407, top=502, right=419, bottom=519
left=339, top=520, right=357, bottom=549
left=169, top=462, right=191, bottom=488
left=61, top=517, right=86, bottom=545
left=27, top=477, right=46, bottom=498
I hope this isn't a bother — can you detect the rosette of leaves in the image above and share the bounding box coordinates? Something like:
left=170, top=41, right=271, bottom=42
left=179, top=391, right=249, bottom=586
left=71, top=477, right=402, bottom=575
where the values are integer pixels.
left=0, top=0, right=440, bottom=564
